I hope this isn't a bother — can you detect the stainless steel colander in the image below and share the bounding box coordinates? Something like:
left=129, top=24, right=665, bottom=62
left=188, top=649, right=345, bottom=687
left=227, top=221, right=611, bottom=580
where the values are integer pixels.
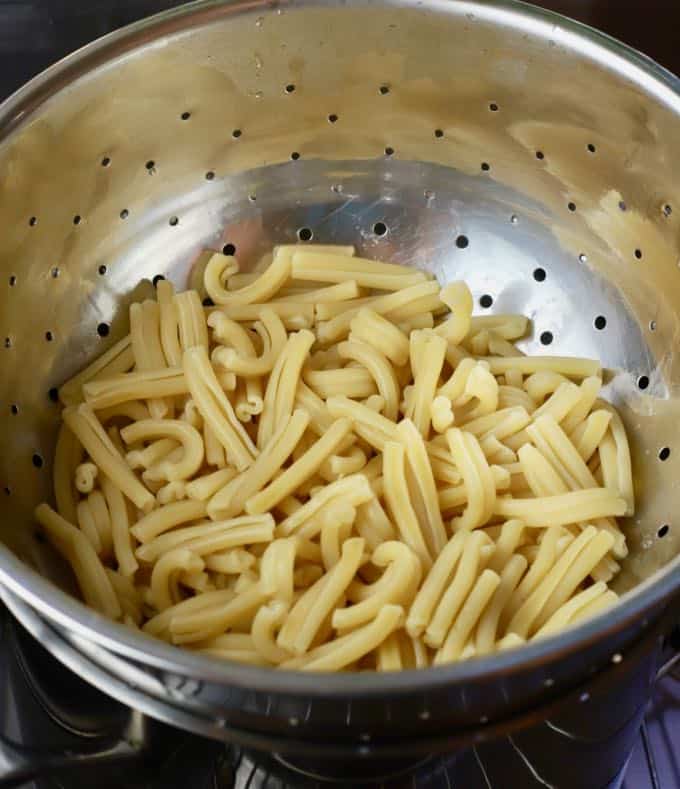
left=0, top=0, right=678, bottom=762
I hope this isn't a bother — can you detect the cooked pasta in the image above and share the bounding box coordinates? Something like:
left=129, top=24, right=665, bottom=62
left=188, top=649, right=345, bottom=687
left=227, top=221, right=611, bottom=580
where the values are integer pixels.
left=38, top=243, right=633, bottom=672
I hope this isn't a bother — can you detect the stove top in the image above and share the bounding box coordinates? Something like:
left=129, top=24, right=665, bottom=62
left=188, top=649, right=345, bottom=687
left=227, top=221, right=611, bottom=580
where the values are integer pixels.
left=0, top=2, right=679, bottom=788
left=1, top=599, right=679, bottom=789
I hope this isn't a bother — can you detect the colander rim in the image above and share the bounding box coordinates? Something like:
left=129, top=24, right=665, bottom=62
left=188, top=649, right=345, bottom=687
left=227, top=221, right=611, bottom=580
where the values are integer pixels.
left=0, top=0, right=678, bottom=696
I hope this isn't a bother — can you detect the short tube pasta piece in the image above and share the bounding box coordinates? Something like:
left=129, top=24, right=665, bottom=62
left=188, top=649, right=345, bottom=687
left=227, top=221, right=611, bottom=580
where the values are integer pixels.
left=183, top=346, right=257, bottom=470
left=121, top=419, right=204, bottom=482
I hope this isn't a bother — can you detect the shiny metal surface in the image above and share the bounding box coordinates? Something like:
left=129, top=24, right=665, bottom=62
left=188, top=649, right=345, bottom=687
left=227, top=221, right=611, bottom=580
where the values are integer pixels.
left=0, top=0, right=679, bottom=745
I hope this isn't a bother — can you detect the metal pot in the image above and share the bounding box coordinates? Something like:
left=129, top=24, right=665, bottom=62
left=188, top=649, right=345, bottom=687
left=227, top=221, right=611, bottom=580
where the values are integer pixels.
left=0, top=0, right=678, bottom=774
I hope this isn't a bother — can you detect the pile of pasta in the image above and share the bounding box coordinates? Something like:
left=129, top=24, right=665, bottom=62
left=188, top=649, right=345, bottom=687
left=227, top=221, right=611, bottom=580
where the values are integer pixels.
left=36, top=243, right=634, bottom=672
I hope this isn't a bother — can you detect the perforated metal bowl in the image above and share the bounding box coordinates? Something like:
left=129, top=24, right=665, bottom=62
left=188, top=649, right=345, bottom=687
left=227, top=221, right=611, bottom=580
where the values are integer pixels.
left=0, top=0, right=678, bottom=755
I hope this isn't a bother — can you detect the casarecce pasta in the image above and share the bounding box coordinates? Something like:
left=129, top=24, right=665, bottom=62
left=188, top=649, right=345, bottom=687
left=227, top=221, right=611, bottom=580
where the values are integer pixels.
left=39, top=243, right=633, bottom=671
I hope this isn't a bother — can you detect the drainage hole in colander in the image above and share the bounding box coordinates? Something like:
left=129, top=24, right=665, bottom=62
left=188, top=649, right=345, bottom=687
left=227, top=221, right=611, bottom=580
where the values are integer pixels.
left=291, top=152, right=300, bottom=161
left=145, top=160, right=155, bottom=172
left=535, top=151, right=545, bottom=160
left=73, top=215, right=81, bottom=225
left=510, top=215, right=518, bottom=225
left=223, top=243, right=236, bottom=256
left=328, top=114, right=338, bottom=124
left=202, top=297, right=214, bottom=307
left=181, top=111, right=191, bottom=120
left=297, top=227, right=313, bottom=242
left=568, top=202, right=576, bottom=212
left=379, top=85, right=390, bottom=95
left=434, top=129, right=444, bottom=138
left=373, top=222, right=388, bottom=237
left=285, top=83, right=296, bottom=94
left=540, top=331, right=554, bottom=346
left=650, top=320, right=657, bottom=331
left=637, top=374, right=650, bottom=390
left=634, top=248, right=643, bottom=260
left=45, top=331, right=53, bottom=342
left=152, top=274, right=165, bottom=287
left=97, top=322, right=110, bottom=338
left=48, top=387, right=59, bottom=403
left=51, top=267, right=60, bottom=279
left=28, top=216, right=37, bottom=227
left=205, top=171, right=215, bottom=181
left=120, top=209, right=129, bottom=220
left=619, top=200, right=627, bottom=212
left=101, top=156, right=111, bottom=167
left=479, top=294, right=493, bottom=309
left=3, top=337, right=11, bottom=349
left=594, top=315, right=607, bottom=330
left=579, top=253, right=588, bottom=263
left=232, top=129, right=242, bottom=139
left=658, top=524, right=669, bottom=538
left=169, top=216, right=179, bottom=227
left=456, top=235, right=469, bottom=249
left=663, top=204, right=672, bottom=217
left=9, top=275, right=16, bottom=286
left=10, top=404, right=18, bottom=415
left=481, top=162, right=490, bottom=172
left=533, top=268, right=546, bottom=282
left=98, top=265, right=107, bottom=276
left=32, top=453, right=43, bottom=469
left=248, top=194, right=257, bottom=202
left=587, top=143, right=596, bottom=153
left=489, top=102, right=499, bottom=112
left=659, top=447, right=671, bottom=461
left=384, top=146, right=394, bottom=157
left=3, top=487, right=9, bottom=496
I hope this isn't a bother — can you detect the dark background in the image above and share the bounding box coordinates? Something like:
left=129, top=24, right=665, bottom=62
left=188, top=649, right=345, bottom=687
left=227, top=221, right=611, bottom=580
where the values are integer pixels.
left=0, top=0, right=678, bottom=102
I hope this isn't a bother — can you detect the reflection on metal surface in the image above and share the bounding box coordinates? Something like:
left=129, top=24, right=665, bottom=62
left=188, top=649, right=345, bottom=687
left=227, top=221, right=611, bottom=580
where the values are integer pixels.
left=0, top=0, right=677, bottom=766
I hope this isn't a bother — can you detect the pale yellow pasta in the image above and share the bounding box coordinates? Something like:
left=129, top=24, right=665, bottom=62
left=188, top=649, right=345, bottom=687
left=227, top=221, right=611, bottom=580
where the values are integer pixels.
left=397, top=419, right=447, bottom=556
left=424, top=531, right=492, bottom=648
left=475, top=555, right=528, bottom=655
left=175, top=290, right=210, bottom=352
left=150, top=548, right=204, bottom=610
left=349, top=308, right=410, bottom=366
left=494, top=489, right=626, bottom=526
left=74, top=462, right=98, bottom=494
left=130, top=300, right=172, bottom=419
left=185, top=467, right=237, bottom=501
left=435, top=569, right=501, bottom=664
left=382, top=441, right=432, bottom=571
left=63, top=404, right=155, bottom=513
left=209, top=410, right=309, bottom=519
left=156, top=279, right=183, bottom=367
left=121, top=419, right=204, bottom=482
left=333, top=541, right=421, bottom=630
left=59, top=335, right=135, bottom=406
left=447, top=428, right=496, bottom=531
left=100, top=474, right=138, bottom=577
left=213, top=308, right=287, bottom=377
left=43, top=243, right=632, bottom=672
left=53, top=423, right=82, bottom=524
left=277, top=537, right=364, bottom=655
left=277, top=474, right=374, bottom=538
left=35, top=503, right=121, bottom=619
left=132, top=499, right=207, bottom=543
left=83, top=368, right=188, bottom=410
left=137, top=515, right=275, bottom=565
left=183, top=346, right=257, bottom=470
left=337, top=340, right=400, bottom=420
left=597, top=403, right=635, bottom=516
left=326, top=395, right=398, bottom=451
left=258, top=330, right=315, bottom=449
left=482, top=356, right=601, bottom=378
left=247, top=417, right=353, bottom=515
